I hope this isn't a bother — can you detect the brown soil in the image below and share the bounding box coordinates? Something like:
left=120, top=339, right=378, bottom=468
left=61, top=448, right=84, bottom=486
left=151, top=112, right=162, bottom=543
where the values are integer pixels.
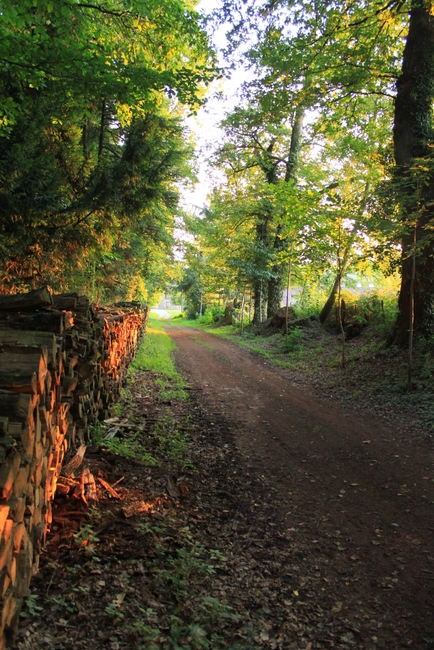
left=169, top=325, right=434, bottom=649
left=13, top=323, right=434, bottom=650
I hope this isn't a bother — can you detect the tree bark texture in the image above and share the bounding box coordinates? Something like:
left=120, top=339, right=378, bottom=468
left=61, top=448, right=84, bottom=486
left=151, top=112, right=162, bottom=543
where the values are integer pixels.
left=393, top=0, right=434, bottom=343
left=266, top=216, right=284, bottom=318
left=0, top=287, right=52, bottom=311
left=320, top=273, right=341, bottom=325
left=253, top=216, right=270, bottom=323
left=253, top=277, right=264, bottom=324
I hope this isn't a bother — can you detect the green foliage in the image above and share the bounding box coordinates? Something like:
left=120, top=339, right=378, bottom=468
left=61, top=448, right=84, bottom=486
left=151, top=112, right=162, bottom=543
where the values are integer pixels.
left=130, top=319, right=184, bottom=384
left=92, top=320, right=191, bottom=468
left=21, top=595, right=43, bottom=619
left=105, top=599, right=125, bottom=622
left=0, top=0, right=216, bottom=130
left=178, top=266, right=204, bottom=319
left=128, top=616, right=161, bottom=650
left=151, top=413, right=192, bottom=469
left=197, top=310, right=215, bottom=325
left=281, top=327, right=304, bottom=353
left=73, top=524, right=100, bottom=556
left=0, top=0, right=217, bottom=294
left=92, top=422, right=158, bottom=466
left=177, top=0, right=409, bottom=334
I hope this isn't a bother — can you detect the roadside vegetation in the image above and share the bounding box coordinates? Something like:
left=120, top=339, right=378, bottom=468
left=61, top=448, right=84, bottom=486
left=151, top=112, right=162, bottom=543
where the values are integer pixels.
left=91, top=317, right=189, bottom=465
left=164, top=293, right=434, bottom=434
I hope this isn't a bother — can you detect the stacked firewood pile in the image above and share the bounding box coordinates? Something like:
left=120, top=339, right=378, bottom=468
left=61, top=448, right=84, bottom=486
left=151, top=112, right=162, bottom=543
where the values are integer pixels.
left=0, top=287, right=148, bottom=648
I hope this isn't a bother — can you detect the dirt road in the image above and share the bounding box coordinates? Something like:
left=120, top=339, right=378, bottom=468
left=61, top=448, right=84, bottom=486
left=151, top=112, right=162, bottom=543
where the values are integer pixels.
left=168, top=324, right=434, bottom=649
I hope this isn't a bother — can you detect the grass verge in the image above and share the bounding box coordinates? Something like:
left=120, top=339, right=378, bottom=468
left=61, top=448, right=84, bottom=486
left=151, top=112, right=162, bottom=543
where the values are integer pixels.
left=91, top=316, right=190, bottom=465
left=131, top=317, right=183, bottom=379
left=130, top=317, right=188, bottom=401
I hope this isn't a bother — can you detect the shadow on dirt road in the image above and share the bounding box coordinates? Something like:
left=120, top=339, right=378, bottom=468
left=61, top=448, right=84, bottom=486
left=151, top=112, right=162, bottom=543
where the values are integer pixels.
left=168, top=324, right=434, bottom=650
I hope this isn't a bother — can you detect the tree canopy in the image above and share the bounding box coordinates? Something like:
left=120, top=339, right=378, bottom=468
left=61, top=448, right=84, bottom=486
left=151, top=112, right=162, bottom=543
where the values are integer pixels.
left=2, top=0, right=434, bottom=345
left=0, top=0, right=217, bottom=300
left=176, top=0, right=434, bottom=345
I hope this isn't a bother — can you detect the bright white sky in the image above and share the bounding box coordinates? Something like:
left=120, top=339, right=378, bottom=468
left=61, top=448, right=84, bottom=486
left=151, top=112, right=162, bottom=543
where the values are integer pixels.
left=181, top=0, right=250, bottom=213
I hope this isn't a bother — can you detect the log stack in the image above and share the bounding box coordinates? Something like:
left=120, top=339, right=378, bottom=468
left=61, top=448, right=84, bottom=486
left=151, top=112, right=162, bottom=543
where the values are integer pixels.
left=0, top=287, right=148, bottom=648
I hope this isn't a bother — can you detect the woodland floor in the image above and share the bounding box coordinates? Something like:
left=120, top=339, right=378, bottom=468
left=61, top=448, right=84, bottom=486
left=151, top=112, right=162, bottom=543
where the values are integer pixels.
left=13, top=321, right=434, bottom=650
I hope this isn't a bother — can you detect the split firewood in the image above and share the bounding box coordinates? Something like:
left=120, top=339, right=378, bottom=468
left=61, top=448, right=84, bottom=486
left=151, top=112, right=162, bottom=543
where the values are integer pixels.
left=97, top=477, right=121, bottom=499
left=0, top=310, right=71, bottom=333
left=103, top=417, right=120, bottom=425
left=0, top=289, right=149, bottom=648
left=104, top=426, right=120, bottom=439
left=56, top=475, right=80, bottom=497
left=61, top=373, right=79, bottom=396
left=0, top=330, right=58, bottom=367
left=179, top=484, right=189, bottom=497
left=0, top=286, right=52, bottom=311
left=80, top=468, right=97, bottom=504
left=55, top=482, right=71, bottom=497
left=52, top=515, right=73, bottom=526
left=61, top=444, right=87, bottom=477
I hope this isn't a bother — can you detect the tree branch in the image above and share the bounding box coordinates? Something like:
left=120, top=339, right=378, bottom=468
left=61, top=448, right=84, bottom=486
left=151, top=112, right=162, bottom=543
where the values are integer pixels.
left=77, top=3, right=129, bottom=17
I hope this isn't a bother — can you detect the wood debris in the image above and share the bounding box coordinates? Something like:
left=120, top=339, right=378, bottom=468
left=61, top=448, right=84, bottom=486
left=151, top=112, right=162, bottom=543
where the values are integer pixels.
left=97, top=477, right=121, bottom=499
left=61, top=444, right=87, bottom=477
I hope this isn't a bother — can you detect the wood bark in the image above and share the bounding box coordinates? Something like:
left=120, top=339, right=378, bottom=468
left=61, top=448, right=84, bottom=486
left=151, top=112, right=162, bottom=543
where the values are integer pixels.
left=0, top=331, right=57, bottom=367
left=252, top=217, right=270, bottom=323
left=393, top=0, right=434, bottom=343
left=0, top=311, right=72, bottom=333
left=270, top=306, right=296, bottom=330
left=0, top=287, right=52, bottom=311
left=0, top=288, right=149, bottom=645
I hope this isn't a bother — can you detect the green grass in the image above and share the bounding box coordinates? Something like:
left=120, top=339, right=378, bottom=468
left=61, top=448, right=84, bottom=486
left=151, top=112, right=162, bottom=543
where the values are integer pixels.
left=130, top=318, right=188, bottom=401
left=131, top=317, right=184, bottom=382
left=166, top=315, right=202, bottom=328
left=167, top=317, right=240, bottom=337
left=91, top=422, right=158, bottom=465
left=92, top=317, right=193, bottom=463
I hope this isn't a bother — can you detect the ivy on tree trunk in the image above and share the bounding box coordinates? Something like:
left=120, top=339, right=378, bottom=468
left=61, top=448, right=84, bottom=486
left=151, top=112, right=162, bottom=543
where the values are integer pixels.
left=393, top=0, right=434, bottom=344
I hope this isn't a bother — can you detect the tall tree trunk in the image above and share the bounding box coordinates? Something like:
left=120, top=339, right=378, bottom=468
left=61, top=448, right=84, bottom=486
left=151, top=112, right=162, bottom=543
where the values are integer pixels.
left=240, top=285, right=246, bottom=335
left=319, top=272, right=342, bottom=325
left=408, top=227, right=417, bottom=389
left=319, top=181, right=370, bottom=324
left=266, top=104, right=304, bottom=318
left=284, top=104, right=304, bottom=184
left=393, top=0, right=434, bottom=344
left=253, top=218, right=270, bottom=323
left=253, top=278, right=264, bottom=323
left=266, top=223, right=284, bottom=317
left=284, top=255, right=292, bottom=336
